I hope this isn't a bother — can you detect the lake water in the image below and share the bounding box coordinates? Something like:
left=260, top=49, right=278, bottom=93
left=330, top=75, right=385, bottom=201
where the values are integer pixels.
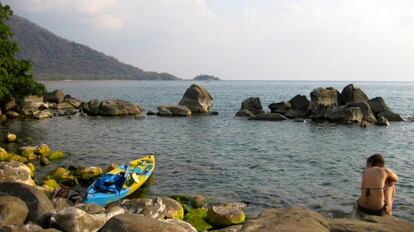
left=1, top=80, right=414, bottom=221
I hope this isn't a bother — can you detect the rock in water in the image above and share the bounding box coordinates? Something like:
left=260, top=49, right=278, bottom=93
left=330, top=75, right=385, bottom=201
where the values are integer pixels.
left=81, top=99, right=141, bottom=116
left=207, top=205, right=246, bottom=227
left=375, top=115, right=390, bottom=127
left=157, top=105, right=192, bottom=117
left=288, top=94, right=310, bottom=113
left=6, top=133, right=17, bottom=143
left=340, top=84, right=369, bottom=104
left=102, top=214, right=189, bottom=232
left=248, top=113, right=288, bottom=121
left=53, top=206, right=124, bottom=232
left=0, top=161, right=36, bottom=186
left=326, top=106, right=364, bottom=124
left=0, top=182, right=54, bottom=223
left=235, top=97, right=264, bottom=116
left=0, top=196, right=29, bottom=227
left=44, top=90, right=65, bottom=103
left=308, top=87, right=340, bottom=119
left=268, top=102, right=291, bottom=114
left=368, top=97, right=390, bottom=114
left=241, top=208, right=329, bottom=232
left=178, top=84, right=214, bottom=114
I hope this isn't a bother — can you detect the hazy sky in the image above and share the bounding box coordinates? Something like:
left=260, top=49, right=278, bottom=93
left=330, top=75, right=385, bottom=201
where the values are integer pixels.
left=4, top=0, right=414, bottom=81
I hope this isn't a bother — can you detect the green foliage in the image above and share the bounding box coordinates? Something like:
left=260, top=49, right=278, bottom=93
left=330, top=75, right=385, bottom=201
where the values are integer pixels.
left=0, top=3, right=45, bottom=104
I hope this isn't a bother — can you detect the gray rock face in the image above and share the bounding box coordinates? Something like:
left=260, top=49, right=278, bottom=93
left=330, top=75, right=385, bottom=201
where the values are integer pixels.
left=55, top=102, right=76, bottom=110
left=236, top=97, right=263, bottom=116
left=0, top=161, right=35, bottom=186
left=101, top=214, right=188, bottom=232
left=0, top=196, right=29, bottom=227
left=379, top=110, right=404, bottom=122
left=0, top=182, right=54, bottom=223
left=178, top=84, right=213, bottom=113
left=368, top=97, right=390, bottom=114
left=157, top=105, right=191, bottom=117
left=340, top=84, right=369, bottom=104
left=326, top=106, right=364, bottom=124
left=64, top=96, right=82, bottom=108
left=288, top=94, right=310, bottom=114
left=241, top=208, right=329, bottom=232
left=347, top=101, right=377, bottom=123
left=53, top=206, right=124, bottom=232
left=235, top=109, right=254, bottom=117
left=207, top=205, right=246, bottom=227
left=45, top=90, right=65, bottom=103
left=268, top=102, right=291, bottom=114
left=81, top=99, right=141, bottom=116
left=248, top=113, right=288, bottom=121
left=308, top=87, right=340, bottom=119
left=121, top=197, right=184, bottom=220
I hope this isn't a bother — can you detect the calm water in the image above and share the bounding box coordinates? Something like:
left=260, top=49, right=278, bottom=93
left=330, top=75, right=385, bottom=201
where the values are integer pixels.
left=1, top=80, right=414, bottom=221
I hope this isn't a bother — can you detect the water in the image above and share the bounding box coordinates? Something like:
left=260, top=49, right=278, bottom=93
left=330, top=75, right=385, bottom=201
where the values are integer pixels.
left=1, top=80, right=414, bottom=221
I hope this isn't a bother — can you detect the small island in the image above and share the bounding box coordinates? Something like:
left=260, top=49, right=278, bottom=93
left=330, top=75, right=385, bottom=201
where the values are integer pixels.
left=193, top=74, right=221, bottom=81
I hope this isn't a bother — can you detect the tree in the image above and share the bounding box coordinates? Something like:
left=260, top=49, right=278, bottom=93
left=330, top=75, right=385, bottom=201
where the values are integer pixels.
left=0, top=3, right=45, bottom=105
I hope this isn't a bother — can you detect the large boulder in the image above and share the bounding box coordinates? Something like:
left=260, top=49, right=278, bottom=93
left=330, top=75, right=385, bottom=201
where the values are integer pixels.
left=0, top=224, right=60, bottom=232
left=241, top=208, right=329, bottom=232
left=81, top=99, right=141, bottom=116
left=287, top=94, right=310, bottom=117
left=17, top=95, right=44, bottom=116
left=368, top=97, right=403, bottom=121
left=4, top=97, right=16, bottom=111
left=0, top=196, right=29, bottom=227
left=55, top=102, right=76, bottom=110
left=326, top=106, right=364, bottom=124
left=0, top=182, right=54, bottom=223
left=236, top=97, right=263, bottom=116
left=157, top=105, right=192, bottom=117
left=33, top=110, right=53, bottom=120
left=376, top=115, right=390, bottom=127
left=178, top=84, right=214, bottom=113
left=64, top=96, right=82, bottom=108
left=101, top=214, right=189, bottom=232
left=268, top=102, right=291, bottom=114
left=0, top=161, right=35, bottom=186
left=207, top=205, right=246, bottom=227
left=248, top=113, right=288, bottom=121
left=379, top=110, right=404, bottom=122
left=121, top=197, right=184, bottom=220
left=340, top=84, right=369, bottom=104
left=44, top=90, right=65, bottom=103
left=184, top=208, right=212, bottom=232
left=53, top=206, right=124, bottom=232
left=308, top=87, right=340, bottom=119
left=347, top=101, right=377, bottom=123
left=329, top=215, right=414, bottom=232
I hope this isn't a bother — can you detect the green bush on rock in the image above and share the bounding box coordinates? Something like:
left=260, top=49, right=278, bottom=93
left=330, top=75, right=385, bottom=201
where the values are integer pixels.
left=184, top=208, right=213, bottom=232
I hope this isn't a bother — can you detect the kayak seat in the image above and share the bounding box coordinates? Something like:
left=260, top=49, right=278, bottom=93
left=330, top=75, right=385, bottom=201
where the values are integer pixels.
left=94, top=174, right=125, bottom=193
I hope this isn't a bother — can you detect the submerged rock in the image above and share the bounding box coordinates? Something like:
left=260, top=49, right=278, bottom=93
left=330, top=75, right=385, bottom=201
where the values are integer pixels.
left=6, top=133, right=17, bottom=143
left=48, top=151, right=65, bottom=161
left=0, top=161, right=35, bottom=186
left=157, top=105, right=192, bottom=117
left=178, top=84, right=214, bottom=114
left=0, top=196, right=29, bottom=227
left=248, top=113, right=288, bottom=121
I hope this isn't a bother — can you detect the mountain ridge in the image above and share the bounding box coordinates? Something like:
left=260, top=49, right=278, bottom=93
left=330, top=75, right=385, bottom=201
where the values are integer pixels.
left=7, top=15, right=180, bottom=81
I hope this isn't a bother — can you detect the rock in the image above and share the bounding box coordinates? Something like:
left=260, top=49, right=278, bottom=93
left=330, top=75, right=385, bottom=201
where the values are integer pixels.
left=236, top=97, right=263, bottom=116
left=4, top=97, right=16, bottom=111
left=268, top=102, right=291, bottom=114
left=20, top=146, right=37, bottom=161
left=285, top=109, right=306, bottom=118
left=326, top=106, right=364, bottom=124
left=42, top=179, right=60, bottom=191
left=26, top=163, right=35, bottom=176
left=210, top=111, right=219, bottom=116
left=0, top=161, right=35, bottom=186
left=8, top=154, right=28, bottom=163
left=240, top=208, right=329, bottom=232
left=368, top=97, right=390, bottom=114
left=207, top=205, right=246, bottom=227
left=76, top=203, right=105, bottom=214
left=64, top=97, right=82, bottom=108
left=45, top=167, right=78, bottom=186
left=18, top=95, right=44, bottom=116
left=40, top=157, right=50, bottom=166
left=184, top=208, right=213, bottom=232
left=37, top=144, right=52, bottom=157
left=210, top=225, right=243, bottom=232
left=146, top=111, right=156, bottom=116
left=121, top=197, right=184, bottom=220
left=45, top=90, right=65, bottom=103
left=106, top=164, right=119, bottom=172
left=194, top=194, right=208, bottom=209
left=328, top=215, right=414, bottom=232
left=0, top=182, right=55, bottom=223
left=340, top=84, right=369, bottom=104
left=248, top=113, right=288, bottom=121
left=0, top=196, right=29, bottom=227
left=347, top=101, right=377, bottom=123
left=135, top=115, right=145, bottom=120
left=235, top=109, right=254, bottom=117
left=48, top=151, right=65, bottom=161
left=56, top=109, right=77, bottom=117
left=53, top=206, right=124, bottom=232
left=375, top=115, right=390, bottom=127
left=0, top=114, right=6, bottom=121
left=7, top=133, right=17, bottom=143
left=55, top=102, right=76, bottom=110
left=308, top=87, right=340, bottom=119
left=81, top=99, right=141, bottom=116
left=165, top=219, right=197, bottom=232
left=178, top=84, right=214, bottom=113
left=0, top=224, right=60, bottom=232
left=79, top=166, right=103, bottom=181
left=157, top=105, right=192, bottom=117
left=5, top=111, right=19, bottom=118
left=379, top=110, right=404, bottom=122
left=102, top=214, right=189, bottom=232
left=288, top=94, right=310, bottom=113
left=33, top=110, right=53, bottom=120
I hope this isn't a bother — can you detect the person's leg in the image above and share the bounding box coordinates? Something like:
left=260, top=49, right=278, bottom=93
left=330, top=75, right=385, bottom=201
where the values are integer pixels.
left=384, top=182, right=396, bottom=215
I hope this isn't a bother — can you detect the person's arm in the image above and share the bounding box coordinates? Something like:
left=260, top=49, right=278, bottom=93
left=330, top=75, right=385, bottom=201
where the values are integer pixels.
left=385, top=167, right=399, bottom=183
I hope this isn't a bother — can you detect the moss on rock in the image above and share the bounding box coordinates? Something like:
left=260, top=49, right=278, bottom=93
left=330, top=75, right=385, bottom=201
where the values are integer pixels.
left=20, top=146, right=37, bottom=161
left=25, top=163, right=35, bottom=176
left=40, top=157, right=50, bottom=166
left=8, top=154, right=28, bottom=163
left=48, top=151, right=65, bottom=161
left=0, top=148, right=10, bottom=161
left=184, top=208, right=213, bottom=232
left=79, top=166, right=103, bottom=181
left=207, top=205, right=246, bottom=227
left=36, top=144, right=51, bottom=157
left=43, top=179, right=60, bottom=190
left=45, top=167, right=78, bottom=186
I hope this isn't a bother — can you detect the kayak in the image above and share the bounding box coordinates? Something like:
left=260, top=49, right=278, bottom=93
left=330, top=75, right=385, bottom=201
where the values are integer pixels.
left=84, top=155, right=155, bottom=206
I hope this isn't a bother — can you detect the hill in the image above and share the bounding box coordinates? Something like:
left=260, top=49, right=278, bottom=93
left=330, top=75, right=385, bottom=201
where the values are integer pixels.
left=7, top=15, right=180, bottom=80
left=193, top=74, right=220, bottom=81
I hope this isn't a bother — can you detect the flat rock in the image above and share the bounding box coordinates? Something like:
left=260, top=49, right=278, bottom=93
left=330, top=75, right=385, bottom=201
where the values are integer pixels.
left=0, top=196, right=29, bottom=227
left=157, top=105, right=191, bottom=117
left=0, top=161, right=35, bottom=186
left=328, top=215, right=414, bottom=232
left=241, top=208, right=329, bottom=232
left=81, top=99, right=141, bottom=116
left=208, top=205, right=246, bottom=227
left=326, top=106, right=364, bottom=124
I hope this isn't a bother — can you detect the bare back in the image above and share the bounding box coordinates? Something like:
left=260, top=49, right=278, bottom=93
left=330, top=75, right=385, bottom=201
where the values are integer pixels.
left=358, top=167, right=388, bottom=210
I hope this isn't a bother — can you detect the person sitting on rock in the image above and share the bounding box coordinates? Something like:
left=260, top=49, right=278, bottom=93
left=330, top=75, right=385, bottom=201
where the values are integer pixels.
left=358, top=154, right=399, bottom=216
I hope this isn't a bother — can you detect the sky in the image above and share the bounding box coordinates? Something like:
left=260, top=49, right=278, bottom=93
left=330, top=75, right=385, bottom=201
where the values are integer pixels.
left=3, top=0, right=414, bottom=81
